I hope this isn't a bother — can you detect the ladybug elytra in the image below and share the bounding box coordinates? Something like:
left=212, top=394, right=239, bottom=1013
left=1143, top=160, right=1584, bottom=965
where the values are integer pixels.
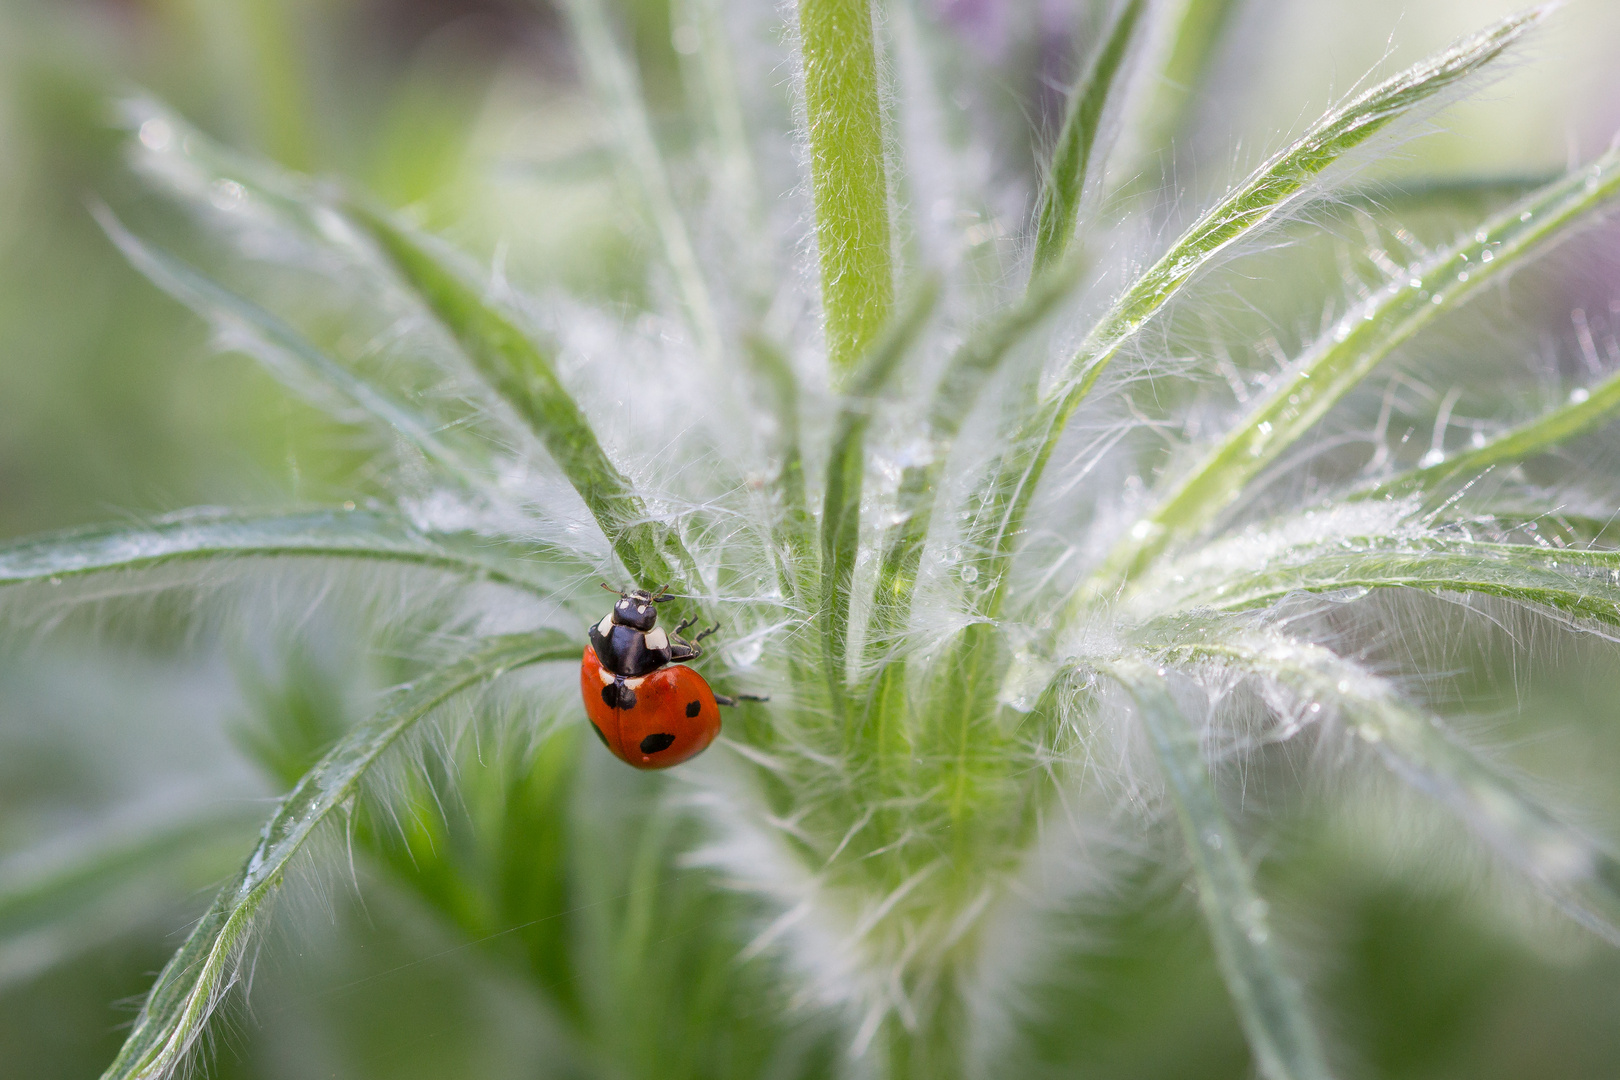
left=580, top=584, right=749, bottom=769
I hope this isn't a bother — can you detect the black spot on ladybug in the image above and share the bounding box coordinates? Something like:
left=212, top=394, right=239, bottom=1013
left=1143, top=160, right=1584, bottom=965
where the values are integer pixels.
left=589, top=722, right=609, bottom=748
left=601, top=682, right=637, bottom=710
left=640, top=732, right=676, bottom=754
left=686, top=700, right=701, bottom=717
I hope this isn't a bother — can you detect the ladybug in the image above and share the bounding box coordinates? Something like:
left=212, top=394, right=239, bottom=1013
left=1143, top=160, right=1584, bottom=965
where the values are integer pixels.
left=580, top=584, right=750, bottom=769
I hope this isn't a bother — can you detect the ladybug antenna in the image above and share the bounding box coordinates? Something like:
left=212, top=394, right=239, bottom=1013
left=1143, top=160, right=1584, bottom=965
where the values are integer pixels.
left=650, top=584, right=672, bottom=602
left=600, top=582, right=627, bottom=597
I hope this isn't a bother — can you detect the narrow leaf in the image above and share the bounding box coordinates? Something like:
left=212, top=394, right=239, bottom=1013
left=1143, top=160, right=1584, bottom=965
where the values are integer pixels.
left=1106, top=656, right=1334, bottom=1080
left=100, top=631, right=578, bottom=1080
left=562, top=0, right=724, bottom=362
left=1030, top=0, right=1147, bottom=279
left=746, top=335, right=816, bottom=607
left=1173, top=630, right=1620, bottom=941
left=821, top=279, right=941, bottom=696
left=798, top=0, right=894, bottom=380
left=978, top=8, right=1549, bottom=609
left=96, top=209, right=482, bottom=477
left=345, top=203, right=697, bottom=589
left=1147, top=530, right=1620, bottom=630
left=1110, top=0, right=1243, bottom=194
left=1345, top=172, right=1561, bottom=215
left=865, top=260, right=1085, bottom=660
left=1098, top=142, right=1620, bottom=592
left=1359, top=358, right=1620, bottom=501
left=0, top=509, right=567, bottom=596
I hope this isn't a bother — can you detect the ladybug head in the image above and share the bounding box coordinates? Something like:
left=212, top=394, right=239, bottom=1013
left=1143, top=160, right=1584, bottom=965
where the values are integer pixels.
left=603, top=584, right=669, bottom=632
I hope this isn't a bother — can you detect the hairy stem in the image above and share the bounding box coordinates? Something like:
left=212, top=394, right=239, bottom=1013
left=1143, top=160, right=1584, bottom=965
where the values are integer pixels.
left=798, top=0, right=894, bottom=381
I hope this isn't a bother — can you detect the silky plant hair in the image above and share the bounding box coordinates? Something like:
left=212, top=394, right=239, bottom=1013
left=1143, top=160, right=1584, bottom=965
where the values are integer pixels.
left=5, top=0, right=1620, bottom=1077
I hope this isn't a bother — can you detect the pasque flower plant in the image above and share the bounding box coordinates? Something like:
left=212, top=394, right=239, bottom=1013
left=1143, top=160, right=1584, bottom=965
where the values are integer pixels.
left=4, top=0, right=1620, bottom=1076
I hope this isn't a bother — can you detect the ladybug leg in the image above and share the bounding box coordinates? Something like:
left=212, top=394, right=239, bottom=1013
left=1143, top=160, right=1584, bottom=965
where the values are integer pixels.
left=672, top=615, right=699, bottom=636
left=693, top=623, right=720, bottom=644
left=714, top=692, right=769, bottom=707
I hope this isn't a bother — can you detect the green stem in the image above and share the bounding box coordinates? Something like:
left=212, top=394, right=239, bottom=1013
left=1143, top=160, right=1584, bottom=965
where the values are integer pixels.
left=798, top=0, right=894, bottom=381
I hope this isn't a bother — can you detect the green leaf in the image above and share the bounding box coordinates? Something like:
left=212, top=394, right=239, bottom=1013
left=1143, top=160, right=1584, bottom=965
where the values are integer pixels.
left=96, top=209, right=484, bottom=478
left=1029, top=0, right=1147, bottom=279
left=1110, top=0, right=1243, bottom=194
left=100, top=631, right=579, bottom=1080
left=562, top=0, right=724, bottom=363
left=344, top=203, right=698, bottom=590
left=798, top=0, right=894, bottom=380
left=975, top=8, right=1549, bottom=611
left=1106, top=656, right=1334, bottom=1080
left=820, top=278, right=941, bottom=701
left=1095, top=142, right=1620, bottom=594
left=1344, top=172, right=1562, bottom=215
left=865, top=260, right=1086, bottom=663
left=745, top=335, right=816, bottom=607
left=0, top=509, right=571, bottom=596
left=1358, top=356, right=1620, bottom=501
left=1147, top=531, right=1620, bottom=630
left=673, top=0, right=765, bottom=276
left=1170, top=630, right=1620, bottom=942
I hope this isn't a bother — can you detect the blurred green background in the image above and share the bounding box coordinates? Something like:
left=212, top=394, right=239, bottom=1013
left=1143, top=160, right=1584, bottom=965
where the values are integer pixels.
left=3, top=0, right=1620, bottom=1076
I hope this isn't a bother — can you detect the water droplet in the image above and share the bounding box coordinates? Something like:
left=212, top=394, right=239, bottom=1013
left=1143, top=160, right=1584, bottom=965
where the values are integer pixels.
left=210, top=179, right=246, bottom=211
left=960, top=566, right=979, bottom=583
left=1204, top=832, right=1223, bottom=850
left=1420, top=449, right=1446, bottom=467
left=1570, top=387, right=1591, bottom=404
left=1470, top=430, right=1487, bottom=448
left=1130, top=520, right=1153, bottom=540
left=1431, top=293, right=1445, bottom=306
left=138, top=118, right=173, bottom=151
left=1336, top=680, right=1350, bottom=693
left=1456, top=271, right=1470, bottom=283
left=1480, top=249, right=1494, bottom=263
left=1247, top=925, right=1270, bottom=944
left=1309, top=702, right=1322, bottom=714
left=1520, top=211, right=1533, bottom=223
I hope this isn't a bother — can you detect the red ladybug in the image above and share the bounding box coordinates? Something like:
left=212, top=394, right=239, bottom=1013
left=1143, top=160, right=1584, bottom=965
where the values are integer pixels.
left=580, top=585, right=746, bottom=769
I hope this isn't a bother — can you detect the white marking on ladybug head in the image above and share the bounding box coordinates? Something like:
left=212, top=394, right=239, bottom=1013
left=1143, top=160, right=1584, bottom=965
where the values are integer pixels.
left=597, top=614, right=614, bottom=636
left=644, top=627, right=669, bottom=651
left=637, top=604, right=648, bottom=614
